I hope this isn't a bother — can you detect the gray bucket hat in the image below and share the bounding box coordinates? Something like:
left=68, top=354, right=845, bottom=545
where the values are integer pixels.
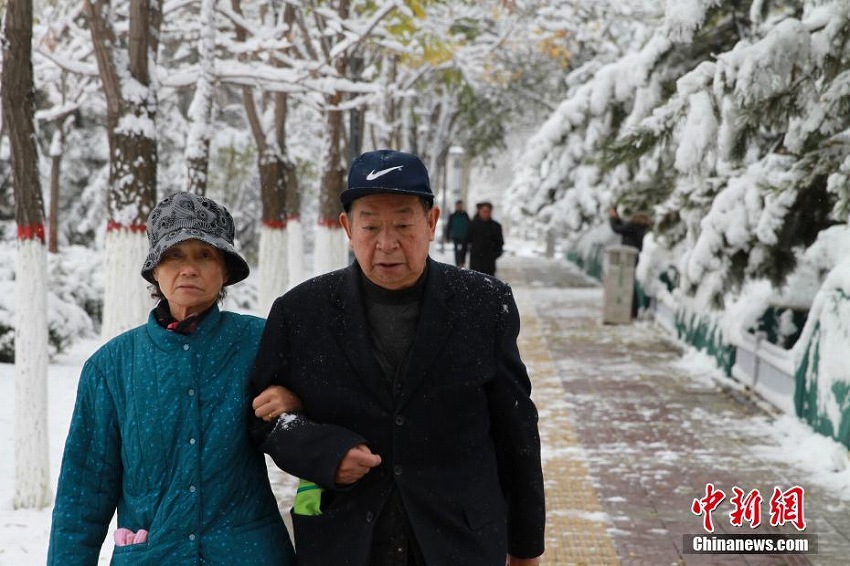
left=141, top=192, right=250, bottom=286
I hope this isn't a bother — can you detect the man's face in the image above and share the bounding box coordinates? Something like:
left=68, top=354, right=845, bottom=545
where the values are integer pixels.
left=340, top=194, right=440, bottom=290
left=479, top=205, right=492, bottom=221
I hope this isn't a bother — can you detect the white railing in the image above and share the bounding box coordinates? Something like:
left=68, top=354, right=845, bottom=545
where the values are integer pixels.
left=730, top=331, right=796, bottom=414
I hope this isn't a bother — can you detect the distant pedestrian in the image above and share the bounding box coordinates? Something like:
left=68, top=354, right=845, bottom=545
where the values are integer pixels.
left=467, top=201, right=504, bottom=276
left=608, top=207, right=650, bottom=252
left=445, top=199, right=470, bottom=267
left=608, top=206, right=651, bottom=318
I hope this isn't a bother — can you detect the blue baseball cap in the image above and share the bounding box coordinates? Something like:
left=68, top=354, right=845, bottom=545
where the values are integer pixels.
left=341, top=149, right=433, bottom=209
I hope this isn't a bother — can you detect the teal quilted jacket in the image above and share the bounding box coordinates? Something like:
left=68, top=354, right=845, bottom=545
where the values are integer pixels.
left=48, top=306, right=294, bottom=565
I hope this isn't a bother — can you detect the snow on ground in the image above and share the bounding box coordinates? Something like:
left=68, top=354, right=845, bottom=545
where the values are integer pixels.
left=1, top=242, right=849, bottom=563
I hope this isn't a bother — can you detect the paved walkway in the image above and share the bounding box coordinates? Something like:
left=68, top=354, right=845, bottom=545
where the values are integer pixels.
left=498, top=253, right=850, bottom=566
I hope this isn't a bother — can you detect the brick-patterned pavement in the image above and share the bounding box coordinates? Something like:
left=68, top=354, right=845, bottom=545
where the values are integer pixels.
left=498, top=253, right=850, bottom=566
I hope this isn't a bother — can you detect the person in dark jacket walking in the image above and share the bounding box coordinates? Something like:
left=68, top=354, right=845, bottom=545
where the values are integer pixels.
left=250, top=149, right=545, bottom=566
left=48, top=192, right=295, bottom=565
left=444, top=199, right=470, bottom=267
left=467, top=201, right=504, bottom=276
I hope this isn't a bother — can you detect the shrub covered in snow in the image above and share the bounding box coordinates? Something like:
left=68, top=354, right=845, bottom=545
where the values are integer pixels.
left=0, top=241, right=97, bottom=363
left=48, top=245, right=105, bottom=329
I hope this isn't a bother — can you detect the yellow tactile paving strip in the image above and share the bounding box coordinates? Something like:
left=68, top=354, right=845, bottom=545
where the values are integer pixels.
left=514, top=290, right=621, bottom=565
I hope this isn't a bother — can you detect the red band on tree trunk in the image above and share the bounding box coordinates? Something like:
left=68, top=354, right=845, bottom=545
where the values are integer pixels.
left=17, top=224, right=46, bottom=242
left=262, top=219, right=287, bottom=229
left=107, top=221, right=147, bottom=233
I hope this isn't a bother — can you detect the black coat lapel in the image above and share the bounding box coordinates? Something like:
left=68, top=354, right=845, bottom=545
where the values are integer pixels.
left=396, top=259, right=455, bottom=410
left=330, top=265, right=394, bottom=410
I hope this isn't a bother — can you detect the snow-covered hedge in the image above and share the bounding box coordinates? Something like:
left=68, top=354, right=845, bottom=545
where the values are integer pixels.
left=0, top=242, right=98, bottom=363
left=793, top=252, right=850, bottom=449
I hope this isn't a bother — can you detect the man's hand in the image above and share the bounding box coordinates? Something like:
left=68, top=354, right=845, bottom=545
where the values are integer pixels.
left=252, top=385, right=302, bottom=421
left=335, top=444, right=382, bottom=485
left=507, top=556, right=541, bottom=566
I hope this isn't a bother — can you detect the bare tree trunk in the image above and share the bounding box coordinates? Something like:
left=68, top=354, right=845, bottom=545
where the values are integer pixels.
left=184, top=0, right=216, bottom=196
left=232, top=0, right=301, bottom=308
left=313, top=0, right=351, bottom=276
left=282, top=136, right=304, bottom=287
left=2, top=0, right=53, bottom=509
left=48, top=131, right=62, bottom=253
left=313, top=103, right=349, bottom=275
left=278, top=5, right=304, bottom=288
left=86, top=0, right=161, bottom=338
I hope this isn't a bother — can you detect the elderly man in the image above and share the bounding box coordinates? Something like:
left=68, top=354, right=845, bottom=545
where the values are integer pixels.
left=251, top=149, right=545, bottom=565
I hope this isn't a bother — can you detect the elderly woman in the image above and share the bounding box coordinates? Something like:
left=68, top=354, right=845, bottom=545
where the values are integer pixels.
left=48, top=192, right=295, bottom=565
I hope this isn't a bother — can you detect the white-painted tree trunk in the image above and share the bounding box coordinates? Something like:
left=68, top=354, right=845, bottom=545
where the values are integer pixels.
left=102, top=229, right=154, bottom=339
left=258, top=224, right=289, bottom=315
left=14, top=238, right=52, bottom=509
left=287, top=218, right=305, bottom=288
left=312, top=224, right=350, bottom=277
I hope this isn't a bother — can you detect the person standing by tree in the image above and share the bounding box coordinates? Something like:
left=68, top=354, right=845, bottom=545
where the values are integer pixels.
left=467, top=201, right=504, bottom=276
left=608, top=207, right=650, bottom=252
left=444, top=199, right=471, bottom=267
left=250, top=149, right=545, bottom=565
left=608, top=206, right=651, bottom=318
left=48, top=192, right=295, bottom=565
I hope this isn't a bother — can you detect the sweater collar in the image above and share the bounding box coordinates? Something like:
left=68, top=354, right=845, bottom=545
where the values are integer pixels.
left=146, top=303, right=223, bottom=349
left=357, top=263, right=428, bottom=306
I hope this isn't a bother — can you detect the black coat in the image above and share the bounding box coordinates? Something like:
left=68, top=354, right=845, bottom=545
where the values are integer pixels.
left=609, top=216, right=648, bottom=251
left=467, top=217, right=504, bottom=275
left=251, top=259, right=545, bottom=565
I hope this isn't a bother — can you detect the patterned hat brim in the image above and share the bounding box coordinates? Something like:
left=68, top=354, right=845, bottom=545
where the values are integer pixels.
left=141, top=228, right=250, bottom=286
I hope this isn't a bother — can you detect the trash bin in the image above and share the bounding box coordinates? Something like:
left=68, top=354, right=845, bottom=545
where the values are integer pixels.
left=603, top=245, right=638, bottom=324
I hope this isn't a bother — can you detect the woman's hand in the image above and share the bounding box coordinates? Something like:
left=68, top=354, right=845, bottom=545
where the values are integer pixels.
left=252, top=385, right=303, bottom=421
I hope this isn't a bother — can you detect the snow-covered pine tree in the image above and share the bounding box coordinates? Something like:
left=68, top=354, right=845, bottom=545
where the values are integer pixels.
left=509, top=0, right=850, bottom=315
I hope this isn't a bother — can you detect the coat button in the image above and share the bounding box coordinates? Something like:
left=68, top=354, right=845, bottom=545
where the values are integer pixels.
left=393, top=465, right=403, bottom=476
left=183, top=344, right=189, bottom=351
left=394, top=415, right=404, bottom=426
left=366, top=511, right=375, bottom=522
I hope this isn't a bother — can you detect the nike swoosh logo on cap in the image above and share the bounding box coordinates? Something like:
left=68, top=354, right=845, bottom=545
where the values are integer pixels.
left=366, top=166, right=404, bottom=180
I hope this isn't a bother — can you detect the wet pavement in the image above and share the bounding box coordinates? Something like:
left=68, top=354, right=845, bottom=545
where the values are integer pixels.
left=497, top=253, right=850, bottom=566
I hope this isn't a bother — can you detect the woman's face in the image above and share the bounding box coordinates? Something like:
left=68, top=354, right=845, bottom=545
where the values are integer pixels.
left=153, top=239, right=227, bottom=320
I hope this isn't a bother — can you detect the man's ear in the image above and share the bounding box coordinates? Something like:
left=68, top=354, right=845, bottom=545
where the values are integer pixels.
left=339, top=212, right=353, bottom=239
left=428, top=206, right=440, bottom=240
